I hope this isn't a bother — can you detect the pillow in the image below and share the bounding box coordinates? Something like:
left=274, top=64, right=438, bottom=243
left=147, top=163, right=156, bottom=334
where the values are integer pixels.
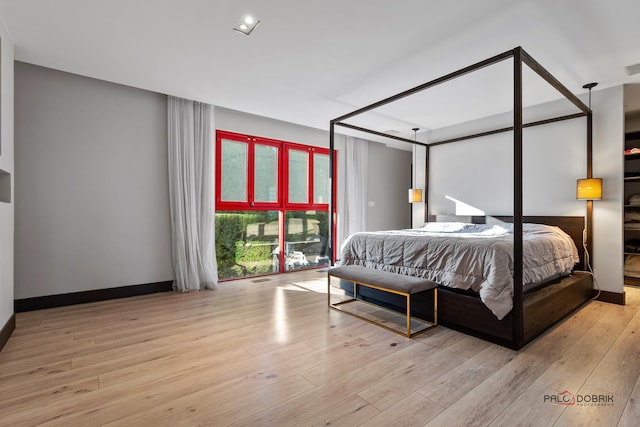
left=421, top=222, right=469, bottom=232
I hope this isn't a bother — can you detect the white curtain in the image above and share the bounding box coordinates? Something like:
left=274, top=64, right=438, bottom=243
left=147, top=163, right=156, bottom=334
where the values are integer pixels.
left=337, top=135, right=369, bottom=254
left=167, top=96, right=218, bottom=291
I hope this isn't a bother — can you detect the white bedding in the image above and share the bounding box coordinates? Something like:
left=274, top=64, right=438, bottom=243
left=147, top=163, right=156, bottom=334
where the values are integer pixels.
left=338, top=222, right=579, bottom=320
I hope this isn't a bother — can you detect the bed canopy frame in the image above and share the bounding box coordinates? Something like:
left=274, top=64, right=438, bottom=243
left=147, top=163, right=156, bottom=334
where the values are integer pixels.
left=328, top=46, right=593, bottom=349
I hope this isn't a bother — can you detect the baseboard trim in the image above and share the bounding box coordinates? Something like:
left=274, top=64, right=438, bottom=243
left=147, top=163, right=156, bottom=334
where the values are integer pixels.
left=0, top=313, right=16, bottom=352
left=593, top=290, right=625, bottom=305
left=14, top=281, right=174, bottom=313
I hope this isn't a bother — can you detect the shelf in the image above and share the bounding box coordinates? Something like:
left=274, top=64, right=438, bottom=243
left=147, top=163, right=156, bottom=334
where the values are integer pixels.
left=625, top=153, right=640, bottom=161
left=624, top=224, right=640, bottom=230
left=625, top=252, right=640, bottom=256
left=624, top=275, right=640, bottom=287
left=626, top=130, right=640, bottom=141
left=624, top=176, right=640, bottom=181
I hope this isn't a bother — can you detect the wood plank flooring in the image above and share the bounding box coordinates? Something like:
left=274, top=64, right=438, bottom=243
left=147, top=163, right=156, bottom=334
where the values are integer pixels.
left=0, top=271, right=638, bottom=426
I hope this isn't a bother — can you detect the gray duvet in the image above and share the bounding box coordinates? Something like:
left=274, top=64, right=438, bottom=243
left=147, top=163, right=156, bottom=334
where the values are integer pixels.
left=338, top=222, right=579, bottom=319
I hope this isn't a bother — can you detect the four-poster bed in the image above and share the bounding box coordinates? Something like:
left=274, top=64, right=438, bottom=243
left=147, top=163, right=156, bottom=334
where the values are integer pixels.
left=327, top=47, right=594, bottom=350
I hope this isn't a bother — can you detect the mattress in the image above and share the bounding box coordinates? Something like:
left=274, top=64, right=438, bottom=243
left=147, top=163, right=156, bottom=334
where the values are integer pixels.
left=338, top=222, right=579, bottom=320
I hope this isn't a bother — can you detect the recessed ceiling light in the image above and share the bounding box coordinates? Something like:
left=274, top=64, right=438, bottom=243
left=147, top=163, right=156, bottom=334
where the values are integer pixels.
left=234, top=14, right=260, bottom=35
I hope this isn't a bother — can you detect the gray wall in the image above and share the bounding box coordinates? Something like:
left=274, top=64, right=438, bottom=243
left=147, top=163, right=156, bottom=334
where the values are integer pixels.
left=626, top=111, right=640, bottom=132
left=216, top=107, right=328, bottom=149
left=429, top=118, right=586, bottom=216
left=15, top=62, right=173, bottom=299
left=425, top=86, right=624, bottom=295
left=0, top=27, right=15, bottom=330
left=590, top=86, right=624, bottom=297
left=367, top=142, right=412, bottom=231
left=14, top=64, right=413, bottom=300
left=13, top=60, right=623, bottom=300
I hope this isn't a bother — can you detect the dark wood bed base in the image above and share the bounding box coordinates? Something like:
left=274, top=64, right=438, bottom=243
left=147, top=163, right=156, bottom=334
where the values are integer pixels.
left=344, top=216, right=593, bottom=349
left=349, top=271, right=593, bottom=349
left=436, top=271, right=592, bottom=348
left=438, top=215, right=591, bottom=348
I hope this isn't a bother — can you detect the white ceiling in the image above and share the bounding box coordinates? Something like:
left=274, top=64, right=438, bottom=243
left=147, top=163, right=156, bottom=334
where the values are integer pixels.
left=1, top=0, right=640, bottom=141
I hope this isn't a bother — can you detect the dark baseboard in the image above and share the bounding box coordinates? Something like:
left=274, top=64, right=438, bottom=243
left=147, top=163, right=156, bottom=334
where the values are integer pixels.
left=0, top=313, right=16, bottom=352
left=14, top=281, right=173, bottom=313
left=593, top=289, right=625, bottom=305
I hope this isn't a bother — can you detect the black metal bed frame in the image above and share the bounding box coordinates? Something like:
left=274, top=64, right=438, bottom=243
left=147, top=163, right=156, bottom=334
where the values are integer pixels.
left=328, top=46, right=593, bottom=348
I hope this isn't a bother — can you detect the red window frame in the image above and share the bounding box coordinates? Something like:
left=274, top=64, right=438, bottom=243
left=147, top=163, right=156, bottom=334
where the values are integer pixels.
left=215, top=130, right=331, bottom=212
left=283, top=142, right=330, bottom=210
left=216, top=130, right=283, bottom=211
left=215, top=130, right=335, bottom=276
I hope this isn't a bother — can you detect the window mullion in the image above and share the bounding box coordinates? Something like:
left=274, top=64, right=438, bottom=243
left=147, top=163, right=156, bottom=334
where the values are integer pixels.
left=247, top=138, right=255, bottom=207
left=308, top=148, right=315, bottom=206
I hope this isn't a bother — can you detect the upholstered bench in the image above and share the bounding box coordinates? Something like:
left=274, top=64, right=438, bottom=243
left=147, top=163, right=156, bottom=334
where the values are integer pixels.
left=327, top=265, right=437, bottom=337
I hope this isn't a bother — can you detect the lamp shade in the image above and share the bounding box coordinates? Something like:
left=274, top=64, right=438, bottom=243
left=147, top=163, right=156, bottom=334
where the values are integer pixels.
left=576, top=178, right=602, bottom=200
left=408, top=188, right=423, bottom=203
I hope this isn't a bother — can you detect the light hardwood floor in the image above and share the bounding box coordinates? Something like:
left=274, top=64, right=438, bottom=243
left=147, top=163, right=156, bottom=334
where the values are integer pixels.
left=1, top=270, right=639, bottom=426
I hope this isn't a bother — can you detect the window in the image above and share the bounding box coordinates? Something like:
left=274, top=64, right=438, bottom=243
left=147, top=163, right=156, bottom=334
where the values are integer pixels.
left=217, top=133, right=281, bottom=210
left=287, top=149, right=308, bottom=204
left=220, top=139, right=248, bottom=203
left=215, top=210, right=280, bottom=279
left=284, top=210, right=329, bottom=272
left=215, top=131, right=333, bottom=280
left=254, top=144, right=278, bottom=203
left=313, top=153, right=329, bottom=204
